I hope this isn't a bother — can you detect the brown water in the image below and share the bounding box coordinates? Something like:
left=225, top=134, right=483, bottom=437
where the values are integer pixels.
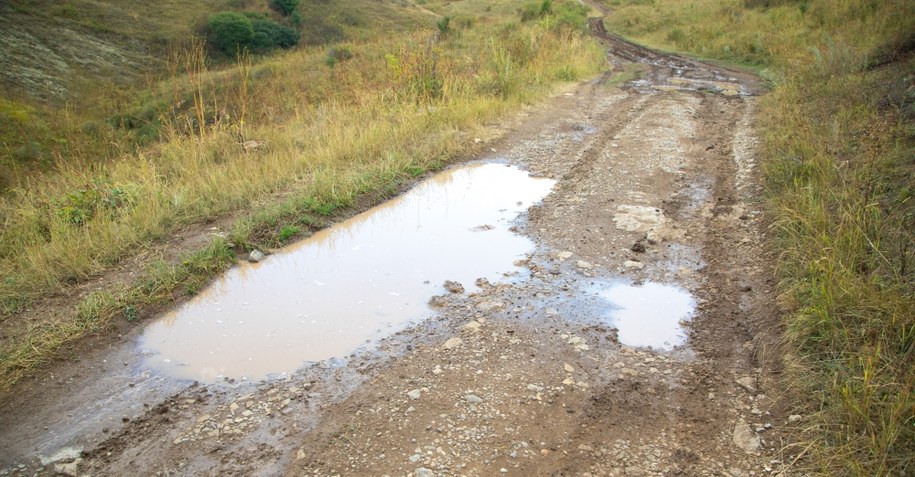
left=600, top=282, right=695, bottom=350
left=139, top=163, right=555, bottom=381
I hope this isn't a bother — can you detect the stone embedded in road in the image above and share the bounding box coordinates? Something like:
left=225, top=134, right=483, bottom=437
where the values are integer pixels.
left=732, top=419, right=761, bottom=453
left=736, top=376, right=757, bottom=394
left=407, top=389, right=422, bottom=400
left=442, top=337, right=464, bottom=350
left=461, top=321, right=482, bottom=332
left=576, top=260, right=593, bottom=269
left=477, top=300, right=504, bottom=311
left=464, top=394, right=483, bottom=404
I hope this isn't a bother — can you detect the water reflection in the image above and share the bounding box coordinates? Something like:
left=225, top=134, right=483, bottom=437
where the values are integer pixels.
left=140, top=163, right=555, bottom=381
left=600, top=282, right=695, bottom=349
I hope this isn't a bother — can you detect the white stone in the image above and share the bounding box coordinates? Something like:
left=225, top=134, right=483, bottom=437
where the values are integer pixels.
left=732, top=419, right=760, bottom=453
left=442, top=337, right=464, bottom=350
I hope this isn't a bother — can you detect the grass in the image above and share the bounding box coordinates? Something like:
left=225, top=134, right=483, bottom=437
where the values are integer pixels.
left=601, top=0, right=915, bottom=474
left=0, top=0, right=605, bottom=393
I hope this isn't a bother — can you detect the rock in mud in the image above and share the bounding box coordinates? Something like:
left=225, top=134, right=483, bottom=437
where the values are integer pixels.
left=477, top=300, right=504, bottom=311
left=407, top=389, right=422, bottom=400
left=631, top=240, right=647, bottom=253
left=40, top=447, right=82, bottom=466
left=461, top=321, right=482, bottom=332
left=732, top=419, right=760, bottom=453
left=428, top=295, right=449, bottom=307
left=443, top=280, right=464, bottom=294
left=736, top=376, right=757, bottom=395
left=53, top=460, right=81, bottom=477
left=248, top=249, right=265, bottom=262
left=415, top=468, right=434, bottom=477
left=442, top=337, right=464, bottom=350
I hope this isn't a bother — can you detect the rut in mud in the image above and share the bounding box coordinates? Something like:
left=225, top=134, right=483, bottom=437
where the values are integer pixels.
left=0, top=15, right=792, bottom=477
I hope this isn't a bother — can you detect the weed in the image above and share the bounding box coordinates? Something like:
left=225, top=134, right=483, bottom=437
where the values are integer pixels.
left=278, top=224, right=300, bottom=243
left=124, top=305, right=138, bottom=322
left=436, top=16, right=451, bottom=35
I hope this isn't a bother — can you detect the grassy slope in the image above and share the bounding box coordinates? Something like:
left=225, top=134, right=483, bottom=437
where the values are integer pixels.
left=602, top=0, right=914, bottom=474
left=0, top=0, right=605, bottom=392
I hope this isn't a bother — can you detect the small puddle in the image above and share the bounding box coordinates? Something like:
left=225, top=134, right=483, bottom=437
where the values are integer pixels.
left=139, top=163, right=554, bottom=381
left=600, top=282, right=695, bottom=350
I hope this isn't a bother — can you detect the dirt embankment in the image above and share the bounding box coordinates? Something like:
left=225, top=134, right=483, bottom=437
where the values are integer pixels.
left=0, top=14, right=796, bottom=477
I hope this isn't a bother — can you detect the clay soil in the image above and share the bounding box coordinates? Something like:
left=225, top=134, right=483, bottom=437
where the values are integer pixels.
left=0, top=18, right=796, bottom=477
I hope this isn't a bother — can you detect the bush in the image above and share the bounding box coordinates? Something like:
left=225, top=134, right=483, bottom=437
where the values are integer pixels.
left=247, top=14, right=300, bottom=52
left=436, top=16, right=451, bottom=34
left=208, top=11, right=299, bottom=55
left=207, top=11, right=255, bottom=55
left=269, top=0, right=300, bottom=16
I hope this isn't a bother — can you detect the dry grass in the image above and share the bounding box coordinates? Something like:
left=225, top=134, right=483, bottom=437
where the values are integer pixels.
left=601, top=0, right=915, bottom=474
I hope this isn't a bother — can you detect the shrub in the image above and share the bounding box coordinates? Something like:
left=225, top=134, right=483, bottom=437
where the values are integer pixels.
left=269, top=0, right=300, bottom=16
left=247, top=14, right=300, bottom=52
left=436, top=16, right=451, bottom=34
left=207, top=11, right=255, bottom=55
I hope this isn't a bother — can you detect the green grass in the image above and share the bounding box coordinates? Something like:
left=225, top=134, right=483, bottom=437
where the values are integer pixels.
left=601, top=0, right=915, bottom=474
left=0, top=238, right=237, bottom=391
left=0, top=0, right=605, bottom=393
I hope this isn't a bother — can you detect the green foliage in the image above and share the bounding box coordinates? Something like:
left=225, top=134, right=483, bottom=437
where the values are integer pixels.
left=436, top=16, right=451, bottom=34
left=277, top=224, right=300, bottom=243
left=544, top=1, right=589, bottom=32
left=207, top=11, right=299, bottom=55
left=124, top=305, right=138, bottom=322
left=55, top=180, right=140, bottom=226
left=520, top=0, right=553, bottom=22
left=247, top=13, right=300, bottom=52
left=207, top=11, right=255, bottom=55
left=269, top=0, right=300, bottom=16
left=520, top=0, right=587, bottom=32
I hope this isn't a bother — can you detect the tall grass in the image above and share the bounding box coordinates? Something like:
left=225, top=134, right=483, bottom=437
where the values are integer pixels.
left=0, top=1, right=605, bottom=390
left=602, top=0, right=914, bottom=474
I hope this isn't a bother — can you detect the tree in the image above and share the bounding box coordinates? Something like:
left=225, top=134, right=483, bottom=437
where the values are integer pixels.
left=208, top=12, right=255, bottom=55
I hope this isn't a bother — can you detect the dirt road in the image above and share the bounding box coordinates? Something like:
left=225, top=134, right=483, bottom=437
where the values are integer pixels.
left=1, top=16, right=793, bottom=477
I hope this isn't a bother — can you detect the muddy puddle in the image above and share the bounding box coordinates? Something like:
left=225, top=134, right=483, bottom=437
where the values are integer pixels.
left=139, top=163, right=555, bottom=382
left=599, top=282, right=695, bottom=349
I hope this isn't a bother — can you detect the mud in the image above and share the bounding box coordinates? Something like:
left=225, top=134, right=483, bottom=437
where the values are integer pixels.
left=0, top=7, right=793, bottom=477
